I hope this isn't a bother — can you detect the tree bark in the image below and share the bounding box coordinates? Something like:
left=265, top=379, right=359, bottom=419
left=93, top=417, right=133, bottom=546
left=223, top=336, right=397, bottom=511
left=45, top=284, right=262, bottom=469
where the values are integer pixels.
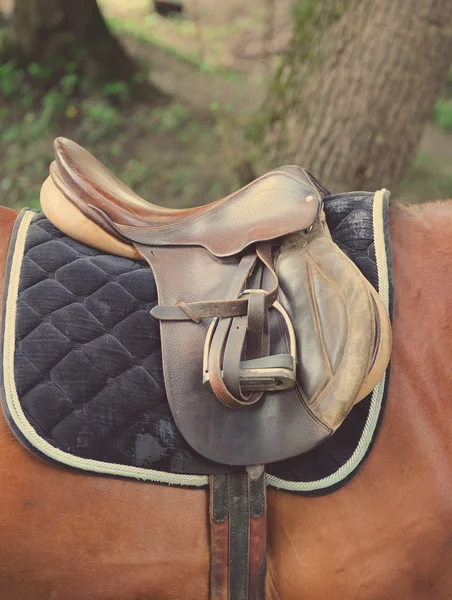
left=6, top=0, right=136, bottom=83
left=264, top=0, right=452, bottom=191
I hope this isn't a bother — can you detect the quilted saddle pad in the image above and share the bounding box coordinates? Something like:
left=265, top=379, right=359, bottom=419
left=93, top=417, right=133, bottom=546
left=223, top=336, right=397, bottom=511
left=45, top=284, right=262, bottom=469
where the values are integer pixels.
left=1, top=189, right=393, bottom=495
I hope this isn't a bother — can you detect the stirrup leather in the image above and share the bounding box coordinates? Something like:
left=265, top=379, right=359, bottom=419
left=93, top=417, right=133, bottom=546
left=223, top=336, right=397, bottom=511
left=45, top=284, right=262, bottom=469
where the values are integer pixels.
left=203, top=298, right=297, bottom=398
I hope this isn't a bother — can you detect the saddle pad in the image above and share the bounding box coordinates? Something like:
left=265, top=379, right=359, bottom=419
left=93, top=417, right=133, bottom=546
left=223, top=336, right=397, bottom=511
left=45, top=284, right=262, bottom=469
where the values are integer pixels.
left=0, top=189, right=393, bottom=495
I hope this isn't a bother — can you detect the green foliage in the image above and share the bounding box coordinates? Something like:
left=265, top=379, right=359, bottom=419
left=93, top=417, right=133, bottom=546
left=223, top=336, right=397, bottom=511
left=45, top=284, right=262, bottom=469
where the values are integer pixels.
left=0, top=61, right=145, bottom=208
left=121, top=159, right=152, bottom=189
left=433, top=98, right=452, bottom=132
left=0, top=57, right=238, bottom=210
left=399, top=152, right=452, bottom=203
left=102, top=80, right=132, bottom=103
left=0, top=60, right=135, bottom=139
left=152, top=104, right=190, bottom=133
left=82, top=101, right=119, bottom=124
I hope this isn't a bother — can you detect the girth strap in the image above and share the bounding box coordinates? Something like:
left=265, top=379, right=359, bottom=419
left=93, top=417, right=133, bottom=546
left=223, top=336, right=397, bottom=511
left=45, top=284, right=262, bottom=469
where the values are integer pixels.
left=210, top=472, right=267, bottom=600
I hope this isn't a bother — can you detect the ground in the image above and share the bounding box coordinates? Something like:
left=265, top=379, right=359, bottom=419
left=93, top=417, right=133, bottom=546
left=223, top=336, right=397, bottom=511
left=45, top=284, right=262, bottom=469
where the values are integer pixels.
left=1, top=0, right=452, bottom=210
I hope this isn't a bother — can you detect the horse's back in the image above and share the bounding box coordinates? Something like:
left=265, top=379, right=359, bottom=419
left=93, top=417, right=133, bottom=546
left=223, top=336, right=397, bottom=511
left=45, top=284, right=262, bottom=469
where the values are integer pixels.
left=267, top=202, right=452, bottom=599
left=0, top=205, right=210, bottom=600
left=0, top=408, right=210, bottom=599
left=2, top=203, right=452, bottom=599
left=0, top=206, right=18, bottom=290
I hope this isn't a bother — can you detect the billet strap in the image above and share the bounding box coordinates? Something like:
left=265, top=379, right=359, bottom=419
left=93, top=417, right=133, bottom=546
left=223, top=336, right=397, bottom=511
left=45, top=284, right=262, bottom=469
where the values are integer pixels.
left=210, top=472, right=267, bottom=600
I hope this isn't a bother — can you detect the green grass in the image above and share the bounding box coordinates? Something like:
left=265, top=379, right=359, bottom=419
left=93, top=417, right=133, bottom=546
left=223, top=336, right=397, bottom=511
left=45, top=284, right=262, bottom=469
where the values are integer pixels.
left=433, top=98, right=452, bottom=132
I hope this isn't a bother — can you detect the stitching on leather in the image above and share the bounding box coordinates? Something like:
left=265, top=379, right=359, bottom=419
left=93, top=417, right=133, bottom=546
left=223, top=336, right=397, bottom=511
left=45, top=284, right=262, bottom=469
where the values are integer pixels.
left=128, top=170, right=317, bottom=228
left=305, top=256, right=334, bottom=379
left=305, top=247, right=377, bottom=412
left=306, top=241, right=375, bottom=380
left=274, top=248, right=332, bottom=433
left=116, top=173, right=320, bottom=232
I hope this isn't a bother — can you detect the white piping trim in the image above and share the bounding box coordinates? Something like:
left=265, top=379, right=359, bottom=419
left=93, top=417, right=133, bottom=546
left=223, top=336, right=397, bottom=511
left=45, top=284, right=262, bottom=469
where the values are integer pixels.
left=3, top=211, right=208, bottom=487
left=3, top=193, right=390, bottom=491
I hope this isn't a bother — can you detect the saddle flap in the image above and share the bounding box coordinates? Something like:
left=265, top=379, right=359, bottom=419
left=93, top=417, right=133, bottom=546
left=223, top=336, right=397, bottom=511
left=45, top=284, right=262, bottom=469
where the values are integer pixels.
left=277, top=227, right=391, bottom=430
left=141, top=225, right=391, bottom=466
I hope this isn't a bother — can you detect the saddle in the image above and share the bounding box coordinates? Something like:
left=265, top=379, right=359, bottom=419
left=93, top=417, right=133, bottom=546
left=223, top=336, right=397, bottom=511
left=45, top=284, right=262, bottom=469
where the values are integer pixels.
left=40, top=137, right=392, bottom=600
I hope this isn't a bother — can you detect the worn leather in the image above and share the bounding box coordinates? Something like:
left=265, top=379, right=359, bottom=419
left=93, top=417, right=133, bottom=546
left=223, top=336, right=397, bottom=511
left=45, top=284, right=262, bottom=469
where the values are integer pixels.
left=210, top=476, right=229, bottom=600
left=277, top=218, right=377, bottom=430
left=50, top=137, right=322, bottom=257
left=209, top=473, right=266, bottom=600
left=36, top=139, right=392, bottom=600
left=39, top=138, right=392, bottom=467
left=136, top=242, right=331, bottom=464
left=248, top=475, right=267, bottom=600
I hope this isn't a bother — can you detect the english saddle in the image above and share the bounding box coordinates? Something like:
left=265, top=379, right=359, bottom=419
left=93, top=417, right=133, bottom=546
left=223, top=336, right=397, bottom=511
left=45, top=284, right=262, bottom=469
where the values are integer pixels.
left=40, top=137, right=392, bottom=600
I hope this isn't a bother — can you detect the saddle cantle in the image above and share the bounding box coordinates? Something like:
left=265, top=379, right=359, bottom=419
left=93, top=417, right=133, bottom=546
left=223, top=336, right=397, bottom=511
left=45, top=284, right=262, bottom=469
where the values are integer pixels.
left=37, top=137, right=393, bottom=600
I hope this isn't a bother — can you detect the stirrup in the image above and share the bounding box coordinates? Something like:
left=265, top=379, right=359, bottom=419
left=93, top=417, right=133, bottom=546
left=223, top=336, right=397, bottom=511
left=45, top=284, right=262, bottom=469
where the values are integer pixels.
left=203, top=300, right=297, bottom=395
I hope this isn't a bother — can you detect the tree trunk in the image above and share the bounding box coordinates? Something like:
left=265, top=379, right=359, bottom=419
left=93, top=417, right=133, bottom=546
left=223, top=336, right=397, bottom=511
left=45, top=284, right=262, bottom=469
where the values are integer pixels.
left=263, top=0, right=452, bottom=191
left=6, top=0, right=136, bottom=83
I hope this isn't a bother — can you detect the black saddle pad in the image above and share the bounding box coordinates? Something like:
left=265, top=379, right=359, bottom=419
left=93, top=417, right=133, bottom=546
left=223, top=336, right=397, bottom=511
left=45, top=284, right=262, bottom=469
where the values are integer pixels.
left=0, top=189, right=393, bottom=495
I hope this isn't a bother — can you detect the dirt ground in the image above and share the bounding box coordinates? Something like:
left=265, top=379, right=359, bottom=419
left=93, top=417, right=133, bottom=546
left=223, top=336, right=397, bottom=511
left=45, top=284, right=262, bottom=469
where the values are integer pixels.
left=100, top=0, right=294, bottom=75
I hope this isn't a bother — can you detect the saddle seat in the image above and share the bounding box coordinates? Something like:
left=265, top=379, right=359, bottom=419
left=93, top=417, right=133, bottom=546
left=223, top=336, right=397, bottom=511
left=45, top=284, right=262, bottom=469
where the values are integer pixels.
left=44, top=137, right=323, bottom=258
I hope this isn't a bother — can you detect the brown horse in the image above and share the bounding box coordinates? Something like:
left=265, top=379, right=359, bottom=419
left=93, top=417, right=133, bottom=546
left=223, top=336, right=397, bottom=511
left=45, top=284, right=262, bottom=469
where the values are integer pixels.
left=1, top=199, right=452, bottom=600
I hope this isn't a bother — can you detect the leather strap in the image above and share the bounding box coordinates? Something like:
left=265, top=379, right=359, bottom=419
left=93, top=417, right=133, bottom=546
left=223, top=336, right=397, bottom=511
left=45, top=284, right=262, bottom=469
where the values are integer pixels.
left=149, top=243, right=279, bottom=323
left=210, top=475, right=229, bottom=600
left=209, top=472, right=267, bottom=600
left=148, top=241, right=295, bottom=408
left=222, top=314, right=249, bottom=400
left=248, top=472, right=267, bottom=600
left=207, top=255, right=264, bottom=409
left=222, top=291, right=267, bottom=401
left=244, top=290, right=266, bottom=360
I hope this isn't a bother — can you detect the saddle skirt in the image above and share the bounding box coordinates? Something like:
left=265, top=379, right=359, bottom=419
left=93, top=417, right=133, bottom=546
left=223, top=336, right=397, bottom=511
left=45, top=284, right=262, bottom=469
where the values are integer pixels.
left=38, top=138, right=392, bottom=467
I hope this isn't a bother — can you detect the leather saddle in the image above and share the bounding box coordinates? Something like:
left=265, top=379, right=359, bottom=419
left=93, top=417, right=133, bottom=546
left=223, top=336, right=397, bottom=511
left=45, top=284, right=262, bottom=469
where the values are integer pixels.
left=40, top=137, right=392, bottom=599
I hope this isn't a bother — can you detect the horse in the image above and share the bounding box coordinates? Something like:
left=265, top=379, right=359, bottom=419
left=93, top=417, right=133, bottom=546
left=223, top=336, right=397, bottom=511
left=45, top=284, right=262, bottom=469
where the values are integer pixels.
left=1, top=194, right=452, bottom=600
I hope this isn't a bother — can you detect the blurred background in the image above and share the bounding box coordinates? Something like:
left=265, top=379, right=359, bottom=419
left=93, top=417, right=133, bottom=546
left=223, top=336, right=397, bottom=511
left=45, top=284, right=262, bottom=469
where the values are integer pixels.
left=0, top=0, right=452, bottom=210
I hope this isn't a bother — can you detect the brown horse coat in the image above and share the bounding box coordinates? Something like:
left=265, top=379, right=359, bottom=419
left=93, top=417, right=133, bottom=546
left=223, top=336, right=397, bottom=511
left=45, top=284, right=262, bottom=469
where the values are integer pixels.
left=1, top=203, right=452, bottom=599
